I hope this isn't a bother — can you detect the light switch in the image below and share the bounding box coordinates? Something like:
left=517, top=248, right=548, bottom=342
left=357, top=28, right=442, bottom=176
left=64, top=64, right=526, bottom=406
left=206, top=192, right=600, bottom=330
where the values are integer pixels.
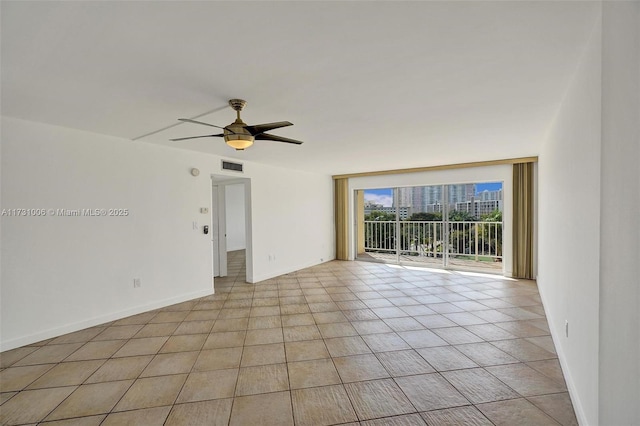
left=200, top=207, right=209, bottom=214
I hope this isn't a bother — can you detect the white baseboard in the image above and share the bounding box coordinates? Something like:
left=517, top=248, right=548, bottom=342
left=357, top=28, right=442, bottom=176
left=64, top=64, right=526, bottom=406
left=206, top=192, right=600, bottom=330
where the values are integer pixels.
left=249, top=258, right=333, bottom=284
left=536, top=276, right=589, bottom=426
left=0, top=289, right=213, bottom=352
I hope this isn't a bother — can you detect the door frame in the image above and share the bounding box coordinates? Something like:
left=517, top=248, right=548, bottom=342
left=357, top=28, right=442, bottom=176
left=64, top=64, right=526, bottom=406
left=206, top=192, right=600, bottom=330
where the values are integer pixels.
left=211, top=184, right=227, bottom=277
left=211, top=175, right=253, bottom=283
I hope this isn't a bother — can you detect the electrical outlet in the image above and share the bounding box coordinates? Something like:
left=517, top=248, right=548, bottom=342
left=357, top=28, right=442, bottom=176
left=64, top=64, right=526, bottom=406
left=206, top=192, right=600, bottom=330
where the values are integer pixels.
left=133, top=278, right=141, bottom=288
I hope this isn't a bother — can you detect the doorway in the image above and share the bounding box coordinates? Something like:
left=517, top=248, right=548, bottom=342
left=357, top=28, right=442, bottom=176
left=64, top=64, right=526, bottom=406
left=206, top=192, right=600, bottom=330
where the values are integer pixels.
left=211, top=176, right=253, bottom=283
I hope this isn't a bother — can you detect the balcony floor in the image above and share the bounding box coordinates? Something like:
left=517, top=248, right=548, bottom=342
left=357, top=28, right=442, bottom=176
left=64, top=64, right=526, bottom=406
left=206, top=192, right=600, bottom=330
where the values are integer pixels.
left=0, top=250, right=575, bottom=425
left=358, top=251, right=504, bottom=273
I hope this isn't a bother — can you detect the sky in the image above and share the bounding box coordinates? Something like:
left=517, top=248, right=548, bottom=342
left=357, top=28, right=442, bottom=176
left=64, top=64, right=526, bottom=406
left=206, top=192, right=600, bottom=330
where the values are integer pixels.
left=363, top=188, right=393, bottom=207
left=364, top=182, right=503, bottom=207
left=476, top=182, right=502, bottom=192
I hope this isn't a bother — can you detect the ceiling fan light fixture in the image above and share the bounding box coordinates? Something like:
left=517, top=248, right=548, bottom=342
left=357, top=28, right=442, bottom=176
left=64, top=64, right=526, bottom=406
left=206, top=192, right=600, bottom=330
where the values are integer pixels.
left=224, top=134, right=254, bottom=150
left=173, top=98, right=304, bottom=148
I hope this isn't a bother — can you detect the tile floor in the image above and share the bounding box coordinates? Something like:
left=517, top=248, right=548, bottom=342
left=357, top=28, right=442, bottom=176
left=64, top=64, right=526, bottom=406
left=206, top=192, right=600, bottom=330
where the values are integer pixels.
left=0, top=250, right=578, bottom=425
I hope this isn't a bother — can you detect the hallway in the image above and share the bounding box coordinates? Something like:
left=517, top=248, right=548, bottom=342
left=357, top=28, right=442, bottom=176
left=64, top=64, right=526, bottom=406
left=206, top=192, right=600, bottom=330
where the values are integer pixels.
left=1, top=253, right=576, bottom=425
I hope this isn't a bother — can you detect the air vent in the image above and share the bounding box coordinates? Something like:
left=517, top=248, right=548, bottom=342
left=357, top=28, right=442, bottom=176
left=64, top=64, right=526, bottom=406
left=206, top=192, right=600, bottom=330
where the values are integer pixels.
left=221, top=160, right=243, bottom=172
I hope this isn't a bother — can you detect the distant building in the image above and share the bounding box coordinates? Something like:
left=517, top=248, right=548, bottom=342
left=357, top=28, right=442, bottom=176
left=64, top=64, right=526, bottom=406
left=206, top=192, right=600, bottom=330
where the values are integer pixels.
left=401, top=184, right=476, bottom=207
left=397, top=187, right=426, bottom=212
left=449, top=184, right=475, bottom=203
left=455, top=199, right=502, bottom=218
left=478, top=189, right=503, bottom=201
left=397, top=187, right=413, bottom=208
left=424, top=203, right=443, bottom=214
left=364, top=201, right=384, bottom=209
left=364, top=206, right=411, bottom=220
left=476, top=199, right=502, bottom=217
left=423, top=186, right=443, bottom=206
left=370, top=184, right=502, bottom=219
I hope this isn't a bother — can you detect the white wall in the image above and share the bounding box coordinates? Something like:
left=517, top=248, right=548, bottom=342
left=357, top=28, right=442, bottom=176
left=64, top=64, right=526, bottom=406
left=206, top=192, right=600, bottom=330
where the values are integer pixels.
left=247, top=162, right=334, bottom=283
left=1, top=118, right=214, bottom=350
left=539, top=5, right=640, bottom=424
left=225, top=183, right=246, bottom=251
left=349, top=165, right=514, bottom=275
left=1, top=117, right=334, bottom=350
left=538, top=15, right=602, bottom=425
left=598, top=2, right=640, bottom=424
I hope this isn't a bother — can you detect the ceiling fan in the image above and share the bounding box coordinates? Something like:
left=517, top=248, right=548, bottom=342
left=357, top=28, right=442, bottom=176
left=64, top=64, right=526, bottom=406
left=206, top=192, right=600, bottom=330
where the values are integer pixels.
left=171, top=99, right=303, bottom=151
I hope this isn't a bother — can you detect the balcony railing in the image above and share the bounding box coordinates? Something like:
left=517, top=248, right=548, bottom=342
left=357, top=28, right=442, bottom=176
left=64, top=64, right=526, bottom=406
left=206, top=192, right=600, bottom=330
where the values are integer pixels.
left=363, top=220, right=502, bottom=263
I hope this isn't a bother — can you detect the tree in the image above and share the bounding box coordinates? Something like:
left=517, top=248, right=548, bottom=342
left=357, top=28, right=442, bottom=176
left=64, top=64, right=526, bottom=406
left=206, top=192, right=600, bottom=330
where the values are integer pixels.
left=480, top=209, right=502, bottom=222
left=408, top=212, right=442, bottom=221
left=364, top=210, right=396, bottom=221
left=449, top=210, right=476, bottom=221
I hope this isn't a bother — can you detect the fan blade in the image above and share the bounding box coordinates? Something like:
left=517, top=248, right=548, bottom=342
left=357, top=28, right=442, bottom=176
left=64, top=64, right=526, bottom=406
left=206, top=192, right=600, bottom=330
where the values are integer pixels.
left=170, top=134, right=224, bottom=141
left=244, top=121, right=293, bottom=135
left=178, top=118, right=228, bottom=131
left=255, top=133, right=303, bottom=145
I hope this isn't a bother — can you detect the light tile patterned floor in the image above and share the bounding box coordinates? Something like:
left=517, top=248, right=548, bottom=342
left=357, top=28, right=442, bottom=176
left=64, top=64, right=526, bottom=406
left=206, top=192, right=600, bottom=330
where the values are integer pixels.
left=0, top=250, right=578, bottom=425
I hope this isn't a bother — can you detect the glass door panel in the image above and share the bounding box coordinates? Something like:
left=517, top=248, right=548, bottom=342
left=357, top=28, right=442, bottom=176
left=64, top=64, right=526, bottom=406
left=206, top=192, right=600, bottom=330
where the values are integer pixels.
left=397, top=185, right=445, bottom=268
left=357, top=187, right=397, bottom=263
left=445, top=182, right=503, bottom=272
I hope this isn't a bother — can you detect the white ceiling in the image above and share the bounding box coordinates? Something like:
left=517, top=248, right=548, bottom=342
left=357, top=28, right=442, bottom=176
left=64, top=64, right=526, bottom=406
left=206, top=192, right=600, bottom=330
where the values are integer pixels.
left=1, top=1, right=599, bottom=175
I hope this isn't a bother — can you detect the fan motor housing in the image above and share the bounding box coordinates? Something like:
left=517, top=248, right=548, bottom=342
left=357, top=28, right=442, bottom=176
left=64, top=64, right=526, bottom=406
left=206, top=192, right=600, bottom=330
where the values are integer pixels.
left=224, top=118, right=254, bottom=150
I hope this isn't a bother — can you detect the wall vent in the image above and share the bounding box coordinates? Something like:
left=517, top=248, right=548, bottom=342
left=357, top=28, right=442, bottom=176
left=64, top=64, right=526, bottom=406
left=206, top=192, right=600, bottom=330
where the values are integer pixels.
left=221, top=160, right=243, bottom=172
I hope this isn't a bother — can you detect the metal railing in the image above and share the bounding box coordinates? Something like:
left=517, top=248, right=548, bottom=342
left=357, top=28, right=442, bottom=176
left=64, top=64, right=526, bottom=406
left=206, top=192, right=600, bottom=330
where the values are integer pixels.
left=363, top=220, right=502, bottom=262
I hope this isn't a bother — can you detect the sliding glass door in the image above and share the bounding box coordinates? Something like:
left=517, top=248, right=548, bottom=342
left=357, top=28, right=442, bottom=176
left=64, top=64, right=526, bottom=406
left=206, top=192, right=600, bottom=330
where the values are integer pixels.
left=356, top=182, right=503, bottom=273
